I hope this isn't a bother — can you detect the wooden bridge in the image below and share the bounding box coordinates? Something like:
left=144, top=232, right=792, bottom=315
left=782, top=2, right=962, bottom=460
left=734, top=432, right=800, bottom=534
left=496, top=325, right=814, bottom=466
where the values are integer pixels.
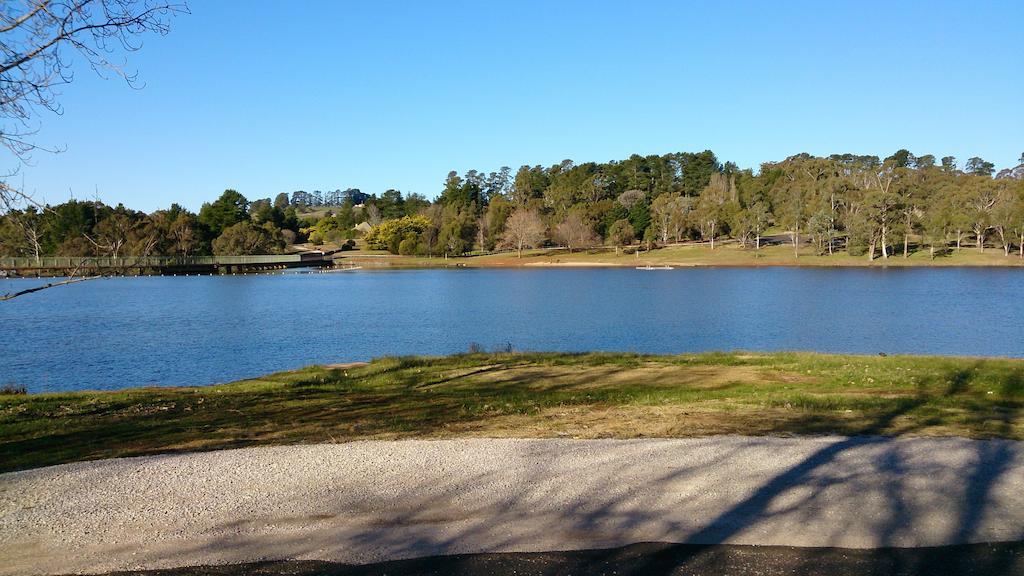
left=0, top=252, right=333, bottom=276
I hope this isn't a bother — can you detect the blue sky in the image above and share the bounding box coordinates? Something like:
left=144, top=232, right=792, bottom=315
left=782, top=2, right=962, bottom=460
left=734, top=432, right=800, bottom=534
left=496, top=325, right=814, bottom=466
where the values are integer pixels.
left=11, top=0, right=1024, bottom=212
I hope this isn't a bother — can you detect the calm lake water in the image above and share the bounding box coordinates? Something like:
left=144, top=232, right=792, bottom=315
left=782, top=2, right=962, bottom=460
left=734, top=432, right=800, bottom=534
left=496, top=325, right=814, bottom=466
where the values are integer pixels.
left=2, top=267, right=1023, bottom=393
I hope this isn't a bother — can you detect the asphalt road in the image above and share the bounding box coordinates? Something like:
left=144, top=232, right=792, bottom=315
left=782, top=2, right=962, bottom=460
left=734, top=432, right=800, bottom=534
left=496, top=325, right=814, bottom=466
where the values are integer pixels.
left=2, top=437, right=1023, bottom=575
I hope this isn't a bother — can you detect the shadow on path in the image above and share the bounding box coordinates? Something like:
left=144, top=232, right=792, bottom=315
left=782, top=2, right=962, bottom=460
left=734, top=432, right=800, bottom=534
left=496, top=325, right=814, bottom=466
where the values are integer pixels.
left=73, top=541, right=1024, bottom=576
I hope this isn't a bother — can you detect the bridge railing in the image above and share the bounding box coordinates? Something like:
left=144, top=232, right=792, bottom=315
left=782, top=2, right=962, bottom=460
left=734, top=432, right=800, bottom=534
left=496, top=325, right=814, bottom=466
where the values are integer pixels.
left=0, top=254, right=315, bottom=269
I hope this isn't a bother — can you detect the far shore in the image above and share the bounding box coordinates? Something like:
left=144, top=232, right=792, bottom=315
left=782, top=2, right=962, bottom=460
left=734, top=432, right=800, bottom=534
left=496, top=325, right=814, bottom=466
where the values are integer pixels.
left=333, top=240, right=1024, bottom=270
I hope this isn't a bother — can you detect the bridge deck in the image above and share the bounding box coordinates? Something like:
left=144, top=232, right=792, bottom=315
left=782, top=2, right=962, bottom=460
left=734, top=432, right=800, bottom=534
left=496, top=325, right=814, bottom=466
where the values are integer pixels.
left=0, top=253, right=331, bottom=274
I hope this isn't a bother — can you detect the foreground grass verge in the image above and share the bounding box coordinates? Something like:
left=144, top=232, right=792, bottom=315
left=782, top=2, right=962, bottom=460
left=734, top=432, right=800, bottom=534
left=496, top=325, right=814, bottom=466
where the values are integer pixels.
left=2, top=351, right=1022, bottom=472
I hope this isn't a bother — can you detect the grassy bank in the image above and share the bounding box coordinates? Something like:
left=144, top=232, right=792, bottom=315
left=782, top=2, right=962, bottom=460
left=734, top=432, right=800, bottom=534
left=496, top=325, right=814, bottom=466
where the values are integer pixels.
left=2, top=351, right=1022, bottom=472
left=335, top=241, right=1024, bottom=269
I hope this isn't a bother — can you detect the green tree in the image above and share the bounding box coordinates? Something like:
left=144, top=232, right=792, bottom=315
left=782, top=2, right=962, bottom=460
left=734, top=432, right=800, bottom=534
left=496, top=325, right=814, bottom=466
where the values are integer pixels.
left=965, top=157, right=995, bottom=177
left=438, top=208, right=476, bottom=257
left=607, top=219, right=635, bottom=249
left=695, top=173, right=731, bottom=249
left=199, top=190, right=249, bottom=238
left=167, top=212, right=200, bottom=256
left=748, top=201, right=772, bottom=250
left=650, top=193, right=679, bottom=244
left=212, top=222, right=285, bottom=255
left=1008, top=182, right=1024, bottom=258
left=965, top=176, right=998, bottom=251
left=920, top=200, right=952, bottom=259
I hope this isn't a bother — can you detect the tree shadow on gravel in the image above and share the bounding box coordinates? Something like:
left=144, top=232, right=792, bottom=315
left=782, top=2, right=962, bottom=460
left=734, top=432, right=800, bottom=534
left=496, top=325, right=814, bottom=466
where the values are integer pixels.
left=34, top=365, right=1024, bottom=576
left=82, top=542, right=1024, bottom=576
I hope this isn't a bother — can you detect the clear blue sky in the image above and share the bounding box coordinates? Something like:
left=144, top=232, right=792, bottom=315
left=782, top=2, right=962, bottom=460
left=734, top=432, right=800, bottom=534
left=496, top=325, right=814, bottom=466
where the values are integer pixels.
left=12, top=0, right=1024, bottom=212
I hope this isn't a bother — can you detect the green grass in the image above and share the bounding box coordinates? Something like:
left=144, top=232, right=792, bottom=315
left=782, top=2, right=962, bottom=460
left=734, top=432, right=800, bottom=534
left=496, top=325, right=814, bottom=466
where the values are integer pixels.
left=2, top=352, right=1022, bottom=473
left=338, top=241, right=1024, bottom=268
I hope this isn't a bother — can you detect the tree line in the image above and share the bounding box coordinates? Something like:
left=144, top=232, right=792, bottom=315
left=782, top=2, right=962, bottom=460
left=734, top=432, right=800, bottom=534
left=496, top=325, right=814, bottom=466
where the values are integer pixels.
left=0, top=190, right=302, bottom=259
left=0, top=186, right=434, bottom=258
left=3, top=150, right=1023, bottom=260
left=360, top=150, right=1024, bottom=260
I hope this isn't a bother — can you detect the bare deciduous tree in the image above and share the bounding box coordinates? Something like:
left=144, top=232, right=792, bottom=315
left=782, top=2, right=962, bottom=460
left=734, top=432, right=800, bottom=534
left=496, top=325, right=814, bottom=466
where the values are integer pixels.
left=1, top=0, right=188, bottom=208
left=616, top=189, right=645, bottom=210
left=500, top=208, right=546, bottom=258
left=553, top=213, right=597, bottom=253
left=364, top=204, right=382, bottom=226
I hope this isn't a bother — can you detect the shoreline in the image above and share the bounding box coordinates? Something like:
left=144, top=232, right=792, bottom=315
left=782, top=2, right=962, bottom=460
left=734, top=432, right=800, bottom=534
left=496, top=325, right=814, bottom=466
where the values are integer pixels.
left=338, top=243, right=1024, bottom=270
left=339, top=258, right=1024, bottom=270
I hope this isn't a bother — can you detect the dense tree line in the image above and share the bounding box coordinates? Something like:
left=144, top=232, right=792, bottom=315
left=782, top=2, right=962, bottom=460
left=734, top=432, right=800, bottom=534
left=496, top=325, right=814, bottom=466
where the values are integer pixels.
left=4, top=150, right=1023, bottom=260
left=0, top=190, right=302, bottom=259
left=360, top=150, right=1024, bottom=260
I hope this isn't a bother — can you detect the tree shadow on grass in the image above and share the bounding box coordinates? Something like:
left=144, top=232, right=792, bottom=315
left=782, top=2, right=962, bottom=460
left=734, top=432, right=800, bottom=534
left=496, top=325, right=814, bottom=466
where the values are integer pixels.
left=58, top=365, right=1022, bottom=576
left=7, top=361, right=1024, bottom=575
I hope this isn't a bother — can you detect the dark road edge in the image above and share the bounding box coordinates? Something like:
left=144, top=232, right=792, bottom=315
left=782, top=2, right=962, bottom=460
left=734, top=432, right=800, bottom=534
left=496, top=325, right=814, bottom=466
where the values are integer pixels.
left=80, top=540, right=1024, bottom=576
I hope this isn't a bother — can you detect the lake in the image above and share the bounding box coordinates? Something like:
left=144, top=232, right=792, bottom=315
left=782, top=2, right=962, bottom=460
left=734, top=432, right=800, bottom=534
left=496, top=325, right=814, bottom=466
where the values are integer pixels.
left=2, top=267, right=1023, bottom=393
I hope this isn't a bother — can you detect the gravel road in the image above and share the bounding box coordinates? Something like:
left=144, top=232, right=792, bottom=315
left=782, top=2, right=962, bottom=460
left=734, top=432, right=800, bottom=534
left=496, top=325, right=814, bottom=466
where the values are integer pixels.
left=1, top=436, right=1022, bottom=575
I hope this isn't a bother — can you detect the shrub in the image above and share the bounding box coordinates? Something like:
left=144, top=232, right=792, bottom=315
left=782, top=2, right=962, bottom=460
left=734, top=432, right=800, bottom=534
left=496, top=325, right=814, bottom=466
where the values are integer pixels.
left=364, top=215, right=432, bottom=253
left=398, top=233, right=419, bottom=255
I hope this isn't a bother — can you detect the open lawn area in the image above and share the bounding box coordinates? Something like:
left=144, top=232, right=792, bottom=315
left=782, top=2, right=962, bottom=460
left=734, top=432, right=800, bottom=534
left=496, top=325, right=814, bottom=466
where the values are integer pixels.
left=336, top=241, right=1024, bottom=269
left=2, top=352, right=1022, bottom=473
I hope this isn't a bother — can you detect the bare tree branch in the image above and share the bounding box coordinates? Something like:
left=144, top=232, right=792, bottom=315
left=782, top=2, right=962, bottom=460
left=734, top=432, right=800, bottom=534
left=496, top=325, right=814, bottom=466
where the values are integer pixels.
left=1, top=274, right=99, bottom=300
left=0, top=0, right=189, bottom=163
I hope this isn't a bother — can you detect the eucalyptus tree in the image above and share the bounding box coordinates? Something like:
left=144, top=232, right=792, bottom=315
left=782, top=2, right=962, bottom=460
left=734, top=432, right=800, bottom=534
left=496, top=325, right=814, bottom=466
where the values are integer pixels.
left=650, top=193, right=680, bottom=244
left=695, top=173, right=732, bottom=249
left=768, top=154, right=831, bottom=257
left=862, top=183, right=903, bottom=260
left=747, top=201, right=772, bottom=250
left=897, top=162, right=934, bottom=257
left=964, top=176, right=999, bottom=251
left=87, top=213, right=134, bottom=258
left=669, top=195, right=693, bottom=242
left=1009, top=182, right=1024, bottom=258
left=920, top=200, right=952, bottom=259
left=991, top=181, right=1022, bottom=256
left=606, top=219, right=635, bottom=250
left=807, top=210, right=834, bottom=255
left=212, top=222, right=284, bottom=256
left=167, top=212, right=199, bottom=256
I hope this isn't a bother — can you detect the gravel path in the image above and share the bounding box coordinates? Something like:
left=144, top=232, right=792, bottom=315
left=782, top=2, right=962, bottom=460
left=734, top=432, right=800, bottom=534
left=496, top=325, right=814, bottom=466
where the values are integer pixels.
left=2, top=436, right=1023, bottom=575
